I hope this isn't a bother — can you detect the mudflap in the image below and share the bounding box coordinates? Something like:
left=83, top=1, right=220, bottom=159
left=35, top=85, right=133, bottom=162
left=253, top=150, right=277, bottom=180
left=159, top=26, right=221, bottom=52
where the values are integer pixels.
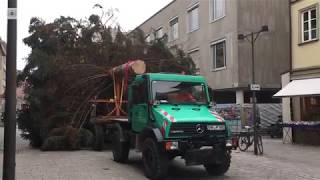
left=184, top=146, right=226, bottom=166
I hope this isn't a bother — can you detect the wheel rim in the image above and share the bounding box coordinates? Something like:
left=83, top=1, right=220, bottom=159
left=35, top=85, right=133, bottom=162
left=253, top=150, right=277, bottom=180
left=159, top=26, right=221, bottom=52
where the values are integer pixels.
left=239, top=137, right=248, bottom=151
left=257, top=136, right=263, bottom=154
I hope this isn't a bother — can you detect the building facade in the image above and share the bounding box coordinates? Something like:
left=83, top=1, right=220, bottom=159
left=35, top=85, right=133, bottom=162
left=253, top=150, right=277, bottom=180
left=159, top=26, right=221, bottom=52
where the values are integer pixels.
left=136, top=0, right=290, bottom=104
left=0, top=38, right=6, bottom=114
left=277, top=0, right=320, bottom=145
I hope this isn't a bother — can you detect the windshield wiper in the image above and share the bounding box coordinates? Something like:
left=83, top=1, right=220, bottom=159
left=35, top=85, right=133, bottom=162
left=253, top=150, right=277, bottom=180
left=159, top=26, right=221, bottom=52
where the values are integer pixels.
left=177, top=102, right=205, bottom=106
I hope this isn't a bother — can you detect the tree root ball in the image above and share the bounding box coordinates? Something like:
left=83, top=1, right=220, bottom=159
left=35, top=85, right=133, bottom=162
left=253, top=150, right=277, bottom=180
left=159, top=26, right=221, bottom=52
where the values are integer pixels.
left=41, top=127, right=94, bottom=151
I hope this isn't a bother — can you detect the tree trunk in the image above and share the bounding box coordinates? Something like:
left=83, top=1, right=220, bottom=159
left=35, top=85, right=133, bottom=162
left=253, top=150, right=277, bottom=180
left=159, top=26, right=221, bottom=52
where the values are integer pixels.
left=110, top=60, right=146, bottom=78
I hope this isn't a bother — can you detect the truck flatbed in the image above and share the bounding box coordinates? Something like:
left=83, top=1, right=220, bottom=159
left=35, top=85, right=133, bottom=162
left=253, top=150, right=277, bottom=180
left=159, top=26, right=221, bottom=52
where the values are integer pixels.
left=91, top=116, right=128, bottom=124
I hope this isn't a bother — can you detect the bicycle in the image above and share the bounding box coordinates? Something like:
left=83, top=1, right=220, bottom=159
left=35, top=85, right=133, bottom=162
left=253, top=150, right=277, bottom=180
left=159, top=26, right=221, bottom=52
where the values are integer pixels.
left=238, top=126, right=263, bottom=155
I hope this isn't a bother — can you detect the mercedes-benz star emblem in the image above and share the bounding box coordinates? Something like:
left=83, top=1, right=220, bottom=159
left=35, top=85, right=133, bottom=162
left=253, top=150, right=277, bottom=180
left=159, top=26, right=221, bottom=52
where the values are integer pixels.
left=196, top=124, right=204, bottom=134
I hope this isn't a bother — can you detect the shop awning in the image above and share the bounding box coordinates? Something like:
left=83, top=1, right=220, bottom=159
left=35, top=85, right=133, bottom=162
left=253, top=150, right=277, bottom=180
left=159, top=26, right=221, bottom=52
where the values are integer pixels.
left=274, top=78, right=320, bottom=97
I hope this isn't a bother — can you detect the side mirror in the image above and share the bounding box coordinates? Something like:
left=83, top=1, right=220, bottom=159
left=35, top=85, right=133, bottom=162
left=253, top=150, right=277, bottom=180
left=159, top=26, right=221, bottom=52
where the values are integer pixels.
left=149, top=100, right=160, bottom=106
left=208, top=102, right=215, bottom=107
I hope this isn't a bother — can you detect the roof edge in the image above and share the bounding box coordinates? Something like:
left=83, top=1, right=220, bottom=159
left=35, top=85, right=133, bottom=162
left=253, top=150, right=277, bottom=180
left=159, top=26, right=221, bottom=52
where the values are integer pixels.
left=133, top=0, right=176, bottom=31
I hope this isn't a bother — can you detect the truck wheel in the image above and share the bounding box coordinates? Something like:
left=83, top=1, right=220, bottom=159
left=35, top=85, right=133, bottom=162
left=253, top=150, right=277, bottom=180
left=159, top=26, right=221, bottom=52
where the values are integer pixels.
left=93, top=124, right=104, bottom=151
left=168, top=154, right=176, bottom=161
left=204, top=152, right=230, bottom=176
left=112, top=130, right=130, bottom=163
left=142, top=138, right=168, bottom=180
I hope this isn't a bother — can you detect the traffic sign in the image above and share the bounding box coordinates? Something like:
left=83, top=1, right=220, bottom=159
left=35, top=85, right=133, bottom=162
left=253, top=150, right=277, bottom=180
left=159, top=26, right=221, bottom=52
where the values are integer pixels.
left=250, top=84, right=261, bottom=91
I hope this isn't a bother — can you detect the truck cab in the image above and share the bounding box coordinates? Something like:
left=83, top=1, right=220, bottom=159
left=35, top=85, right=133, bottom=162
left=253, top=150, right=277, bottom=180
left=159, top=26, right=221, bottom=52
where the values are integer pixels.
left=112, top=73, right=232, bottom=180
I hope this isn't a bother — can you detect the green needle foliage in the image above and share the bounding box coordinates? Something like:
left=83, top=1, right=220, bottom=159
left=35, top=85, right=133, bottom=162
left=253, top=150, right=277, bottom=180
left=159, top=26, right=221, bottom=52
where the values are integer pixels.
left=17, top=11, right=195, bottom=150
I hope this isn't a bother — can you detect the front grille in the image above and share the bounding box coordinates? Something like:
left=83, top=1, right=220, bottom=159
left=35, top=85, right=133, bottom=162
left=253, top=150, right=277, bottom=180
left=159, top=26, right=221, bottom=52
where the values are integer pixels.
left=169, top=122, right=226, bottom=137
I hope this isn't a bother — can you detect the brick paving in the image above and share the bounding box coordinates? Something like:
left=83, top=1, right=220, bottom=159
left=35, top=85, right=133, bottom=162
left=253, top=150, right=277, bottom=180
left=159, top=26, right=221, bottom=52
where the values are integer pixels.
left=0, top=128, right=320, bottom=180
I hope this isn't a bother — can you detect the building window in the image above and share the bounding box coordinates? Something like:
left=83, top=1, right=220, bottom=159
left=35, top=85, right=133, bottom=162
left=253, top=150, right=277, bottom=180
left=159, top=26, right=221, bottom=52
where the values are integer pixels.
left=188, top=48, right=200, bottom=74
left=188, top=4, right=199, bottom=32
left=169, top=17, right=179, bottom=41
left=212, top=0, right=226, bottom=21
left=155, top=27, right=163, bottom=39
left=301, top=7, right=318, bottom=42
left=211, top=40, right=226, bottom=70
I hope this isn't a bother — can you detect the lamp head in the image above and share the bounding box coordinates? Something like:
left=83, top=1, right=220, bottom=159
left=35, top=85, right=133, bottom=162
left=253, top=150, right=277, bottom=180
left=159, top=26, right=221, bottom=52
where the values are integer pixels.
left=261, top=25, right=269, bottom=32
left=238, top=34, right=245, bottom=40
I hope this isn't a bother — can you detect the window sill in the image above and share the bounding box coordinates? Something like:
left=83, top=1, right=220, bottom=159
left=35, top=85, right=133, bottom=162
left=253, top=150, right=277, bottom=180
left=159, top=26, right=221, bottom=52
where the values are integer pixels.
left=211, top=67, right=226, bottom=72
left=298, top=38, right=319, bottom=46
left=210, top=15, right=226, bottom=24
left=188, top=28, right=200, bottom=34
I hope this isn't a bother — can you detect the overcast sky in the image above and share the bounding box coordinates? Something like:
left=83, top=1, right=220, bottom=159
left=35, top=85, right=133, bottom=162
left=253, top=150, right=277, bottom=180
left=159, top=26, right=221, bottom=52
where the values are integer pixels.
left=0, top=0, right=172, bottom=70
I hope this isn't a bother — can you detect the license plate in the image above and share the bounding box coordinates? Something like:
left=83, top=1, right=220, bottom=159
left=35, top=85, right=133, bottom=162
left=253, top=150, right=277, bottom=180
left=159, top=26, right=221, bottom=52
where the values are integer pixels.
left=207, top=125, right=225, bottom=131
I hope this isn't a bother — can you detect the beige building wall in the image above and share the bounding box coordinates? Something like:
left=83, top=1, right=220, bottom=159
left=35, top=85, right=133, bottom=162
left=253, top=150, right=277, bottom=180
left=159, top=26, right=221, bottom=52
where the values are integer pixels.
left=138, top=0, right=239, bottom=90
left=291, top=0, right=320, bottom=70
left=284, top=0, right=320, bottom=145
left=237, top=0, right=290, bottom=88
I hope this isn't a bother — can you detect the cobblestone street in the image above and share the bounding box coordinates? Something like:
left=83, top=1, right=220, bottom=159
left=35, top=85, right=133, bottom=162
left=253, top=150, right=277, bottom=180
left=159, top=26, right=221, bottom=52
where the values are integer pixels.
left=1, top=128, right=320, bottom=180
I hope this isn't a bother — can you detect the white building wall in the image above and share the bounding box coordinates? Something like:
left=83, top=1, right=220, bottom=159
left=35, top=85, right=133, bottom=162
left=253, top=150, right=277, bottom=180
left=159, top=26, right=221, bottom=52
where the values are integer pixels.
left=281, top=72, right=292, bottom=143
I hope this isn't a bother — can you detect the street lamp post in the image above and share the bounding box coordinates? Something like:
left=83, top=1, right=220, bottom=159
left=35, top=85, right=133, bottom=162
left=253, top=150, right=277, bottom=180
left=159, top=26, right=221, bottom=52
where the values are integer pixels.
left=238, top=25, right=268, bottom=155
left=3, top=0, right=17, bottom=179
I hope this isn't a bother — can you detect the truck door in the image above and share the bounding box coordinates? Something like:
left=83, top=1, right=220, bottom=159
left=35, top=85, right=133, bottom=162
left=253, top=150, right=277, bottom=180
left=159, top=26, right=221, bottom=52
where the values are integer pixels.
left=131, top=81, right=148, bottom=132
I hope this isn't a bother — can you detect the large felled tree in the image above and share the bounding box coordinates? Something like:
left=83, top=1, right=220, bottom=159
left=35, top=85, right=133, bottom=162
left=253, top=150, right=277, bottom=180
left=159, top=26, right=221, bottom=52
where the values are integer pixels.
left=17, top=9, right=196, bottom=150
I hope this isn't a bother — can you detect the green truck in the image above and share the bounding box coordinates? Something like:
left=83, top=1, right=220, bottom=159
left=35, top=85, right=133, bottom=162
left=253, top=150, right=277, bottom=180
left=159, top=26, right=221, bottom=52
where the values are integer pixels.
left=103, top=73, right=232, bottom=179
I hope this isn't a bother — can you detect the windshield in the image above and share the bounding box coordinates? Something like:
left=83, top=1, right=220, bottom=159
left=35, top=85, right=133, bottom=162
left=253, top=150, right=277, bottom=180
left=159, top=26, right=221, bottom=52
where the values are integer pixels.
left=152, top=81, right=208, bottom=105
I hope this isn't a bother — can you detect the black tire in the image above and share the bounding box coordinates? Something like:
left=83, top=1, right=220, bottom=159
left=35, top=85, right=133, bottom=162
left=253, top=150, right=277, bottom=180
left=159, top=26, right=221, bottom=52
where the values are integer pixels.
left=257, top=136, right=263, bottom=155
left=270, top=134, right=274, bottom=138
left=112, top=130, right=130, bottom=163
left=142, top=138, right=168, bottom=180
left=93, top=124, right=104, bottom=151
left=204, top=151, right=231, bottom=176
left=238, top=136, right=249, bottom=151
left=168, top=153, right=176, bottom=161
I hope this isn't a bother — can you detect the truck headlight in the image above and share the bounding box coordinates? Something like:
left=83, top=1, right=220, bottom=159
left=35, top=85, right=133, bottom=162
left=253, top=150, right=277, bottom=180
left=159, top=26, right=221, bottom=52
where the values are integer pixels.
left=207, top=124, right=225, bottom=131
left=165, top=141, right=179, bottom=150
